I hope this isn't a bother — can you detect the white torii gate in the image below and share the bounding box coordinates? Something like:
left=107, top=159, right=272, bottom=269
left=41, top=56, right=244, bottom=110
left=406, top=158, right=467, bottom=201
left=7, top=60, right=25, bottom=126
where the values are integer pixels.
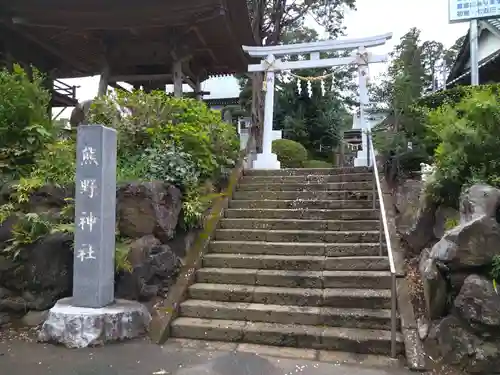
left=242, top=33, right=393, bottom=170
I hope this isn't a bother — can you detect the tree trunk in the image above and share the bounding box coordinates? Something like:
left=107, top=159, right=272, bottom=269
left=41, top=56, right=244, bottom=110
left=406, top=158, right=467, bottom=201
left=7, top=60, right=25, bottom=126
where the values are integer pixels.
left=251, top=72, right=264, bottom=153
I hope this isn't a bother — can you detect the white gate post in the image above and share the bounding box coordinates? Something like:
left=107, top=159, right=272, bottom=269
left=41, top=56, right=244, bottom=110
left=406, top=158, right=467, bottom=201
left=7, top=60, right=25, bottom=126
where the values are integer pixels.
left=253, top=54, right=281, bottom=169
left=355, top=48, right=371, bottom=167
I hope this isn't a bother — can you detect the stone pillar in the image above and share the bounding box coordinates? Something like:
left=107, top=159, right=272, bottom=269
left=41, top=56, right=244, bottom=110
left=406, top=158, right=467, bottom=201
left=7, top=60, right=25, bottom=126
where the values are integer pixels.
left=252, top=54, right=280, bottom=170
left=38, top=124, right=151, bottom=348
left=73, top=125, right=117, bottom=307
left=173, top=61, right=183, bottom=98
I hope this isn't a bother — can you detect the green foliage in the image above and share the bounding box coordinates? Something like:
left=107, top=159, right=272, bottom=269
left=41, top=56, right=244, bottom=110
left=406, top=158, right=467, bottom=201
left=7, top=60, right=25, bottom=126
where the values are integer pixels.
left=11, top=177, right=44, bottom=204
left=0, top=203, right=14, bottom=224
left=89, top=90, right=239, bottom=185
left=425, top=88, right=500, bottom=206
left=417, top=83, right=500, bottom=110
left=31, top=139, right=76, bottom=185
left=0, top=65, right=53, bottom=178
left=370, top=29, right=468, bottom=181
left=141, top=143, right=199, bottom=190
left=444, top=217, right=459, bottom=230
left=4, top=213, right=52, bottom=259
left=491, top=255, right=500, bottom=281
left=303, top=159, right=332, bottom=168
left=181, top=190, right=222, bottom=230
left=115, top=238, right=133, bottom=273
left=272, top=139, right=308, bottom=168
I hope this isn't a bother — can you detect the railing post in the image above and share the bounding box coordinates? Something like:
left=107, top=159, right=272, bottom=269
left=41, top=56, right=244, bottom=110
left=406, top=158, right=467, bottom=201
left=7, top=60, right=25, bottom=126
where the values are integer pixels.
left=379, top=211, right=383, bottom=256
left=366, top=130, right=371, bottom=167
left=391, top=272, right=397, bottom=358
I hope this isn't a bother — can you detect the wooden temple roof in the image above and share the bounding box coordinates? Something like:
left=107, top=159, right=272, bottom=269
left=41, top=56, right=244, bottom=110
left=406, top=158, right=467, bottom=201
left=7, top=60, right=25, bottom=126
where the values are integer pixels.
left=0, top=0, right=256, bottom=83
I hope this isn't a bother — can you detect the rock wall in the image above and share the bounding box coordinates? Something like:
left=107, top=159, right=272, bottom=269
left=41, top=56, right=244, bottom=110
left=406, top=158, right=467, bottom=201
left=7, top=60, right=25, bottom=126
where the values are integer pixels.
left=418, top=184, right=500, bottom=373
left=0, top=181, right=187, bottom=328
left=390, top=178, right=459, bottom=256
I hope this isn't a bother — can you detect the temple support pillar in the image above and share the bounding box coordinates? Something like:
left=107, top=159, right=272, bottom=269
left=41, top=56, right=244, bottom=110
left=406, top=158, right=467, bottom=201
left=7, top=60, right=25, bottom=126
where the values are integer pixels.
left=195, top=78, right=202, bottom=100
left=173, top=61, right=183, bottom=98
left=98, top=60, right=110, bottom=97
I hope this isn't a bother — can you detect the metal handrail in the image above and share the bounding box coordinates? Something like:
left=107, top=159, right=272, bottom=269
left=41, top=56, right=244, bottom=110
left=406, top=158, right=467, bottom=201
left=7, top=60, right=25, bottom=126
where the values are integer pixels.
left=367, top=131, right=398, bottom=359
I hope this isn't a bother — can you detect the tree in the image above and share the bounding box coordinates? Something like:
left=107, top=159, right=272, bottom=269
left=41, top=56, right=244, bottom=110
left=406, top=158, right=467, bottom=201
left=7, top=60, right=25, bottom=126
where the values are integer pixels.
left=370, top=28, right=467, bottom=182
left=244, top=0, right=357, bottom=149
left=443, top=35, right=466, bottom=72
left=421, top=40, right=445, bottom=91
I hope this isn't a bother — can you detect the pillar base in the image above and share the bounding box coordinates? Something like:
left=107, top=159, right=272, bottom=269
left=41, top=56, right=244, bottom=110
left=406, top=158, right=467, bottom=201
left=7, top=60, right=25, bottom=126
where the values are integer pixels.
left=252, top=152, right=281, bottom=170
left=38, top=298, right=151, bottom=348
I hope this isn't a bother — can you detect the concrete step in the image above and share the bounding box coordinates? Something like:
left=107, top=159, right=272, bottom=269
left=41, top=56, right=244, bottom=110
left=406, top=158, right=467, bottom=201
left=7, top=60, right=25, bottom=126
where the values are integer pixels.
left=209, top=241, right=381, bottom=256
left=233, top=190, right=375, bottom=201
left=244, top=167, right=371, bottom=176
left=229, top=199, right=377, bottom=210
left=214, top=229, right=379, bottom=243
left=170, top=317, right=403, bottom=355
left=240, top=173, right=373, bottom=184
left=225, top=208, right=379, bottom=220
left=237, top=181, right=373, bottom=191
left=179, top=300, right=396, bottom=330
left=202, top=254, right=389, bottom=271
left=188, top=283, right=393, bottom=309
left=218, top=218, right=380, bottom=231
left=196, top=268, right=392, bottom=289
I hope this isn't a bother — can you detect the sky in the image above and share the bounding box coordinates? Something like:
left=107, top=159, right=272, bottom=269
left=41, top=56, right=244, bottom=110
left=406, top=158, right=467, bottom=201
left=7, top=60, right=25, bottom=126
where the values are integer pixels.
left=55, top=0, right=469, bottom=118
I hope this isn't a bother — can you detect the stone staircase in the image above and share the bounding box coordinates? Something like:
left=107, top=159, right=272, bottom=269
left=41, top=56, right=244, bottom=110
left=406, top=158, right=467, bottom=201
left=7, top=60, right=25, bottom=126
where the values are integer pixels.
left=170, top=167, right=403, bottom=356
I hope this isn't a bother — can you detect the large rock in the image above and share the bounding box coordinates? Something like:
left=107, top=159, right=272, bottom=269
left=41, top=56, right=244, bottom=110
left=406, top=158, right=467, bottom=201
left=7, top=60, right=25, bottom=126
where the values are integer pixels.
left=0, top=233, right=73, bottom=311
left=454, top=274, right=500, bottom=338
left=428, top=315, right=500, bottom=374
left=0, top=216, right=18, bottom=244
left=419, top=248, right=447, bottom=319
left=116, top=236, right=181, bottom=300
left=394, top=179, right=423, bottom=233
left=117, top=182, right=182, bottom=242
left=430, top=215, right=500, bottom=270
left=460, top=184, right=500, bottom=222
left=28, top=184, right=73, bottom=213
left=402, top=194, right=438, bottom=256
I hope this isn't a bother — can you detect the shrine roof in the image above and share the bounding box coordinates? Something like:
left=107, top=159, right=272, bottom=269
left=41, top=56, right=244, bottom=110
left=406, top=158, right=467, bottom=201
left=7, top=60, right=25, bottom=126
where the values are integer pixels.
left=0, top=0, right=256, bottom=81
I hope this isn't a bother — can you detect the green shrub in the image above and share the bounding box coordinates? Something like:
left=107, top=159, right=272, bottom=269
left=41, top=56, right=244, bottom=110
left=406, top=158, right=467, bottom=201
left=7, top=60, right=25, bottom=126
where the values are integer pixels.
left=425, top=88, right=500, bottom=206
left=88, top=90, right=239, bottom=182
left=416, top=83, right=500, bottom=110
left=491, top=255, right=500, bottom=281
left=0, top=65, right=54, bottom=178
left=141, top=143, right=199, bottom=191
left=303, top=159, right=332, bottom=168
left=31, top=139, right=76, bottom=185
left=272, top=139, right=308, bottom=168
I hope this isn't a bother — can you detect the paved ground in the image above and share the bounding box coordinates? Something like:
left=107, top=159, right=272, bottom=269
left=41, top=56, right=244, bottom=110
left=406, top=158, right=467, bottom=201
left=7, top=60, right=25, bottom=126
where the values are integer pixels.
left=0, top=330, right=414, bottom=375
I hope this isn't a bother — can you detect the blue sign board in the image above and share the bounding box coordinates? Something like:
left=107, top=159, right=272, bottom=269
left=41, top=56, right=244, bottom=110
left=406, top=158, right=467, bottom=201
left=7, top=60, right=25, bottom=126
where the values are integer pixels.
left=449, top=0, right=500, bottom=22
